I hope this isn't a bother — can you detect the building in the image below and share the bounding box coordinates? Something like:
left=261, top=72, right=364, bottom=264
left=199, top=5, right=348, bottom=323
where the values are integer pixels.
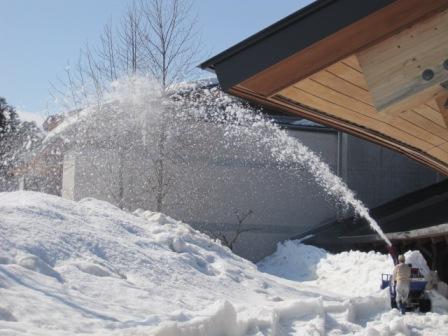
left=200, top=0, right=448, bottom=175
left=200, top=0, right=448, bottom=280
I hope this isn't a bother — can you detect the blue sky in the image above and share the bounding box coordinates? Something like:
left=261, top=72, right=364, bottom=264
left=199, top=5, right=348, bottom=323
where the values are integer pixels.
left=0, top=0, right=312, bottom=122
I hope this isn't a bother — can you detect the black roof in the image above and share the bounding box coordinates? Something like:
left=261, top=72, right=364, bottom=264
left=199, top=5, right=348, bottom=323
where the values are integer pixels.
left=200, top=0, right=396, bottom=90
left=199, top=0, right=331, bottom=71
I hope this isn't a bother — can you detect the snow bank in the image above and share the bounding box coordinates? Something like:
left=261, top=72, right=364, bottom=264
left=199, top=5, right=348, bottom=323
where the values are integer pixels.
left=258, top=240, right=448, bottom=335
left=258, top=241, right=393, bottom=297
left=404, top=250, right=430, bottom=277
left=257, top=240, right=327, bottom=282
left=0, top=191, right=447, bottom=335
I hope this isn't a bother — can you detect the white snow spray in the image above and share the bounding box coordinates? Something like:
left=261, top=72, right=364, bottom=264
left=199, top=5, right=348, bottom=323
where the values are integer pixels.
left=223, top=110, right=392, bottom=247
left=174, top=80, right=392, bottom=247
left=52, top=76, right=392, bottom=247
left=257, top=125, right=392, bottom=246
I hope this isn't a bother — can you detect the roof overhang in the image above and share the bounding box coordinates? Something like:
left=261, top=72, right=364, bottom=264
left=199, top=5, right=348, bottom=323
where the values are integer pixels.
left=201, top=0, right=448, bottom=175
left=336, top=223, right=448, bottom=244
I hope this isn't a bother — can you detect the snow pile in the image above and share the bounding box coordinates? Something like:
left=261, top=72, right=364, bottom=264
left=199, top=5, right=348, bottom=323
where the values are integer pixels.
left=311, top=250, right=393, bottom=297
left=257, top=240, right=327, bottom=282
left=258, top=241, right=393, bottom=297
left=404, top=250, right=430, bottom=277
left=259, top=240, right=448, bottom=335
left=0, top=191, right=447, bottom=335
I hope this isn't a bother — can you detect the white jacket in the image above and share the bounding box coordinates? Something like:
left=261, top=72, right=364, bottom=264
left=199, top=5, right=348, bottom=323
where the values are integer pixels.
left=392, top=263, right=411, bottom=284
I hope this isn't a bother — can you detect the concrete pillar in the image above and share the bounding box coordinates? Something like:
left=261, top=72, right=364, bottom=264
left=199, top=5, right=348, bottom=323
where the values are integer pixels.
left=62, top=152, right=76, bottom=200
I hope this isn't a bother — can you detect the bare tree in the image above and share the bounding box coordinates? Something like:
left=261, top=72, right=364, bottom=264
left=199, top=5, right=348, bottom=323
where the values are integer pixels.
left=139, top=0, right=200, bottom=90
left=98, top=21, right=119, bottom=82
left=141, top=102, right=196, bottom=212
left=211, top=209, right=259, bottom=251
left=136, top=0, right=200, bottom=212
left=51, top=0, right=200, bottom=107
left=50, top=44, right=104, bottom=111
left=118, top=3, right=144, bottom=76
left=50, top=0, right=202, bottom=213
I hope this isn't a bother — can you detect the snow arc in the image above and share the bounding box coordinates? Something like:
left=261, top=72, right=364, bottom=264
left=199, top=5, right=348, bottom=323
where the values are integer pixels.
left=53, top=76, right=392, bottom=246
left=175, top=80, right=392, bottom=247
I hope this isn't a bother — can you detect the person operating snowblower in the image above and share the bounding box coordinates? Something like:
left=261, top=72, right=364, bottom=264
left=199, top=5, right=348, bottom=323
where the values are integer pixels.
left=392, top=254, right=411, bottom=314
left=382, top=247, right=431, bottom=313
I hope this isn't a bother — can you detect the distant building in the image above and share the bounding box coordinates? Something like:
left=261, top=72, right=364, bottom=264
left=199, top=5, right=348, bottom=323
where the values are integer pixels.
left=12, top=114, right=64, bottom=196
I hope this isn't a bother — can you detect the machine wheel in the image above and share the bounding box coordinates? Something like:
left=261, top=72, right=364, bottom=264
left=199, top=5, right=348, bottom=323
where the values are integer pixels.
left=419, top=298, right=431, bottom=313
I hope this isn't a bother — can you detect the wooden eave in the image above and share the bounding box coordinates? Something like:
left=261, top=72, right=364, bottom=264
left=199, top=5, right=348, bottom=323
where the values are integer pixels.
left=202, top=0, right=448, bottom=175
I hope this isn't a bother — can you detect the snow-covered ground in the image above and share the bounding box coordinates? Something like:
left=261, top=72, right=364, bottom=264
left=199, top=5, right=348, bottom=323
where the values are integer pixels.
left=0, top=192, right=447, bottom=335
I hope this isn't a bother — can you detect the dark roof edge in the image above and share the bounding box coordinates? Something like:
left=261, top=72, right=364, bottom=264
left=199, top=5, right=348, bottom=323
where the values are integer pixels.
left=199, top=0, right=333, bottom=71
left=296, top=178, right=448, bottom=241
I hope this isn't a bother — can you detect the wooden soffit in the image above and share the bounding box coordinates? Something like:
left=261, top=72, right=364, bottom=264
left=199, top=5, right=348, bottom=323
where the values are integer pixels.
left=205, top=0, right=448, bottom=175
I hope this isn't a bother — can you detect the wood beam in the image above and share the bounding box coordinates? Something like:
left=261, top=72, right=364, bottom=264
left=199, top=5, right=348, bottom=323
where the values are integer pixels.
left=357, top=8, right=448, bottom=115
left=430, top=242, right=437, bottom=269
left=239, top=0, right=448, bottom=97
left=436, top=90, right=448, bottom=126
left=228, top=85, right=448, bottom=175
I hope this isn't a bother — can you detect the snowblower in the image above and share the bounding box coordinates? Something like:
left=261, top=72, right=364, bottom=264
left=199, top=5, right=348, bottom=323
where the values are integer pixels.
left=381, top=246, right=431, bottom=313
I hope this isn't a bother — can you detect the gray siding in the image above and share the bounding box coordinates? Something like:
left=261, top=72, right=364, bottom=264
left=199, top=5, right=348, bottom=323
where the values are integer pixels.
left=343, top=134, right=439, bottom=208
left=61, top=122, right=439, bottom=261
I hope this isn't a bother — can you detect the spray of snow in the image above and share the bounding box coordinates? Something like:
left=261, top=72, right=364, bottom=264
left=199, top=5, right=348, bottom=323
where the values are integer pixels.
left=242, top=120, right=392, bottom=246
left=182, top=80, right=391, bottom=245
left=46, top=75, right=391, bottom=245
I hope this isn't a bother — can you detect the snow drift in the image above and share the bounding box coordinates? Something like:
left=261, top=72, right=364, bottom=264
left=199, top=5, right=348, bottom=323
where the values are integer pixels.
left=0, top=191, right=447, bottom=335
left=258, top=240, right=394, bottom=297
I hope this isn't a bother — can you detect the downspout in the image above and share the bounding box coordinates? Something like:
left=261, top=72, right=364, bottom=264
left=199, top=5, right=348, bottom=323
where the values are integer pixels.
left=337, top=131, right=343, bottom=178
left=336, top=131, right=346, bottom=221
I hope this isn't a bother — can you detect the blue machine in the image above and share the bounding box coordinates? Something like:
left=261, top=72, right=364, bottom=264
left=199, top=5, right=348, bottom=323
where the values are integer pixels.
left=381, top=266, right=431, bottom=312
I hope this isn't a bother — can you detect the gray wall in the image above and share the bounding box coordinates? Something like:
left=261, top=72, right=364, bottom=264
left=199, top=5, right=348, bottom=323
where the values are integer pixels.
left=342, top=134, right=440, bottom=208
left=62, top=146, right=152, bottom=210
left=61, top=122, right=439, bottom=262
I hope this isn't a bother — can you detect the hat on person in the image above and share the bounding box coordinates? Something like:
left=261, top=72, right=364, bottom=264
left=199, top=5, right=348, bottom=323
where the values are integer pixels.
left=398, top=254, right=405, bottom=263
